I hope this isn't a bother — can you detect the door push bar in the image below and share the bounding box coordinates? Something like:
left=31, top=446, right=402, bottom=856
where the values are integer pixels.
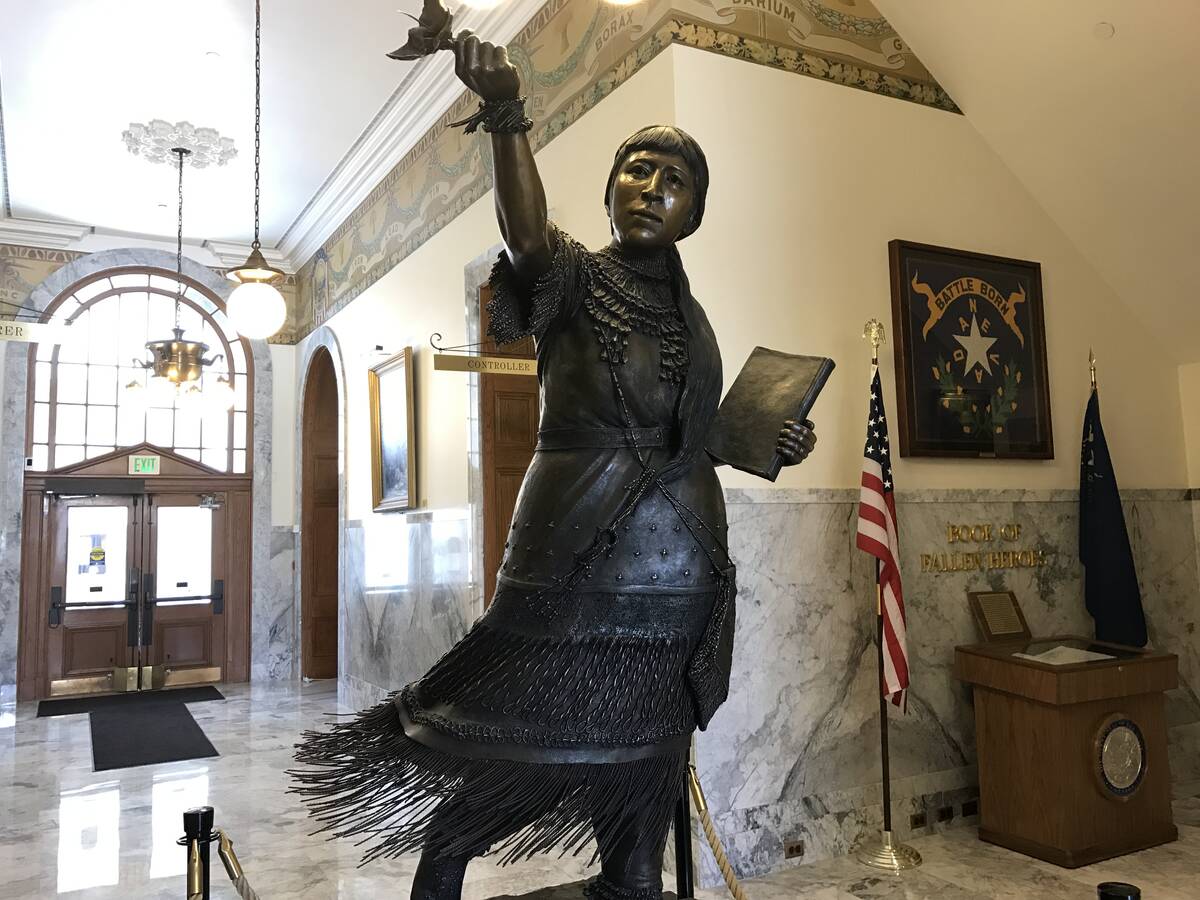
left=145, top=580, right=226, bottom=612
left=48, top=574, right=225, bottom=634
left=50, top=584, right=139, bottom=628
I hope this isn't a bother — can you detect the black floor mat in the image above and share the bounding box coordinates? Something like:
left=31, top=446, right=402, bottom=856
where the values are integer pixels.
left=38, top=684, right=223, bottom=717
left=89, top=701, right=219, bottom=771
left=491, top=885, right=676, bottom=899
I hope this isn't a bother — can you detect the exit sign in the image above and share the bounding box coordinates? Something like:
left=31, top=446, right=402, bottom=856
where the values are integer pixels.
left=128, top=454, right=161, bottom=475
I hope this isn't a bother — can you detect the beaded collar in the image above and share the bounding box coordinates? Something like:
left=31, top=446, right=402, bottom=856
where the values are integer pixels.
left=584, top=245, right=688, bottom=384
left=595, top=245, right=672, bottom=281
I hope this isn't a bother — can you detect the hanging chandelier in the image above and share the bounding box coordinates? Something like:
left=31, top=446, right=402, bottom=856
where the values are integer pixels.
left=128, top=147, right=234, bottom=410
left=226, top=0, right=287, bottom=340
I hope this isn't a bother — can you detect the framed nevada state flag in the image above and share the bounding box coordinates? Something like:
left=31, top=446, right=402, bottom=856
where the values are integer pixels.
left=888, top=240, right=1053, bottom=459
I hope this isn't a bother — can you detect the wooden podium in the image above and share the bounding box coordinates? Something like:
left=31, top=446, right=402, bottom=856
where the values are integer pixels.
left=955, top=636, right=1178, bottom=867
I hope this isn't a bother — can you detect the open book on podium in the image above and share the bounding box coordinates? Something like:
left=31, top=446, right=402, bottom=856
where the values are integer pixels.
left=706, top=346, right=835, bottom=481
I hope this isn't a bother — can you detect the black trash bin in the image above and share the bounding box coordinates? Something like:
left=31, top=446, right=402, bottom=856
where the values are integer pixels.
left=1097, top=883, right=1141, bottom=900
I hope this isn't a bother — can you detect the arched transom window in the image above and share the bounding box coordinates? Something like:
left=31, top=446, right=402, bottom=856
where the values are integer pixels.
left=27, top=268, right=252, bottom=473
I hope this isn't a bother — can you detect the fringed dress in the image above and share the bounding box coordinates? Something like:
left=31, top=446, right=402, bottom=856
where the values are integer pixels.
left=293, top=226, right=736, bottom=869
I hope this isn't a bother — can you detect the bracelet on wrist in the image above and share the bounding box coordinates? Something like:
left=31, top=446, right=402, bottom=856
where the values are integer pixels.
left=450, top=96, right=533, bottom=135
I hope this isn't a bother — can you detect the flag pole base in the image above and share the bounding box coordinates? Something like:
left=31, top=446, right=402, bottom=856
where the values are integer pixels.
left=855, top=830, right=922, bottom=872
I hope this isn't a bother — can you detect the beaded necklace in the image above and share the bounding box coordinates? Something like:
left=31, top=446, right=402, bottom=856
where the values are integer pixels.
left=584, top=245, right=689, bottom=383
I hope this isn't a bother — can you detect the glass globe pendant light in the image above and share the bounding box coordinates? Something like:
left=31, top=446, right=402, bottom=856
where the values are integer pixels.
left=226, top=0, right=287, bottom=339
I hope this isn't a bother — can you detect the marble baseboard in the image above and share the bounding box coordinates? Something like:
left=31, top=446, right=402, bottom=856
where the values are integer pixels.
left=694, top=486, right=1200, bottom=886
left=339, top=670, right=391, bottom=712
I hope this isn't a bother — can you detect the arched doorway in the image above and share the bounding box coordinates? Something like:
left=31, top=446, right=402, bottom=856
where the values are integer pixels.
left=15, top=265, right=255, bottom=700
left=301, top=347, right=339, bottom=679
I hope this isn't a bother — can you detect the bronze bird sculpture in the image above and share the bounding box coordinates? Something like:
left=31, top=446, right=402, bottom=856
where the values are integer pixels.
left=387, top=0, right=456, bottom=61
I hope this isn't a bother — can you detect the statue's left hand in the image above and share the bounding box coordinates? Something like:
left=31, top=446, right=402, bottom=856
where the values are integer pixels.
left=777, top=418, right=816, bottom=466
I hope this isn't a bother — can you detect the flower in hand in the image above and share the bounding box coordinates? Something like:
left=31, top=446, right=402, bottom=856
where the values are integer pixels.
left=387, top=0, right=454, bottom=61
left=777, top=418, right=816, bottom=465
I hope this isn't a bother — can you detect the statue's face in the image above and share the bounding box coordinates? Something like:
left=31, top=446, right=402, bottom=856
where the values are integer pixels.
left=608, top=149, right=696, bottom=251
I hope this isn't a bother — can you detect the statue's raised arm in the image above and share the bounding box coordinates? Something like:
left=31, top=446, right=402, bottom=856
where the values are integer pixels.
left=450, top=33, right=553, bottom=283
left=386, top=0, right=552, bottom=284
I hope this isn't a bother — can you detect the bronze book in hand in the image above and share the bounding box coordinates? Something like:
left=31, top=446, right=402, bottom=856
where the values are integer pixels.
left=706, top=346, right=835, bottom=481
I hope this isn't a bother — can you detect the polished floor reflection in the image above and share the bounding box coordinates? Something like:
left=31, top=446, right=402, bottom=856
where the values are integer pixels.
left=0, top=681, right=1196, bottom=898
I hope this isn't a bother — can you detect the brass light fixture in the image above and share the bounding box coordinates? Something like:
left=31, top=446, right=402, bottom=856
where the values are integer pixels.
left=128, top=148, right=233, bottom=409
left=225, top=0, right=287, bottom=339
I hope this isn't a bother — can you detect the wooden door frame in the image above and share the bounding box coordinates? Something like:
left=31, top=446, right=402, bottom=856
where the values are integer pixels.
left=300, top=347, right=340, bottom=679
left=17, top=444, right=253, bottom=700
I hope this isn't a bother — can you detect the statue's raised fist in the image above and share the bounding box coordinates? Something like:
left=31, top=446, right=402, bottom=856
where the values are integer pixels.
left=453, top=32, right=521, bottom=102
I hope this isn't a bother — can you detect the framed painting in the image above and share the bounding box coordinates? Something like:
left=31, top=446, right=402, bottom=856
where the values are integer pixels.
left=888, top=240, right=1053, bottom=459
left=368, top=348, right=416, bottom=512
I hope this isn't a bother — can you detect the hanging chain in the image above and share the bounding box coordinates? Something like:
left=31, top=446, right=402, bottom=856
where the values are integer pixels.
left=252, top=0, right=262, bottom=250
left=175, top=147, right=185, bottom=330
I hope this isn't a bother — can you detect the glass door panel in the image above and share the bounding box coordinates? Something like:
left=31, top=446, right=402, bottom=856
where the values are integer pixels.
left=154, top=507, right=213, bottom=604
left=46, top=496, right=141, bottom=696
left=143, top=494, right=226, bottom=686
left=64, top=506, right=129, bottom=607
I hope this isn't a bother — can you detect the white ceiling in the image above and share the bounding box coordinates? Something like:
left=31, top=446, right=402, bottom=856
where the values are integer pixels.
left=876, top=0, right=1200, bottom=364
left=0, top=0, right=420, bottom=247
left=3, top=0, right=1197, bottom=359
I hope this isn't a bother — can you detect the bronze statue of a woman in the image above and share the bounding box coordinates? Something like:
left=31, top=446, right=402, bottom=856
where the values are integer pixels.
left=294, top=30, right=816, bottom=900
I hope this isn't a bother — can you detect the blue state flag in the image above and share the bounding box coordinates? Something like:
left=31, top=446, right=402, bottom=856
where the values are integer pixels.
left=1080, top=391, right=1147, bottom=647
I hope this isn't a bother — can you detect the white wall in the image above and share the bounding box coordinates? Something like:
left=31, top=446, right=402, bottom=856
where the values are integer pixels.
left=671, top=45, right=1188, bottom=491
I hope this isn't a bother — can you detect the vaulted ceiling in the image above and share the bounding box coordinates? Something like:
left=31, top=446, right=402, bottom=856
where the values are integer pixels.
left=0, top=0, right=413, bottom=245
left=1, top=0, right=1197, bottom=364
left=875, top=0, right=1200, bottom=364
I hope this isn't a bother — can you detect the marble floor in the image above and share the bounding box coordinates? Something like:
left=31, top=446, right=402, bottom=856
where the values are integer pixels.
left=0, top=680, right=1195, bottom=899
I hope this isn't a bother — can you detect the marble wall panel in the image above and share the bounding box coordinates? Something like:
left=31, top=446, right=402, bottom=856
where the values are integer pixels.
left=251, top=527, right=298, bottom=681
left=338, top=509, right=475, bottom=711
left=694, top=487, right=1200, bottom=884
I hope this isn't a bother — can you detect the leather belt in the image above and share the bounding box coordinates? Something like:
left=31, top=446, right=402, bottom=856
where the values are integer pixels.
left=536, top=425, right=668, bottom=451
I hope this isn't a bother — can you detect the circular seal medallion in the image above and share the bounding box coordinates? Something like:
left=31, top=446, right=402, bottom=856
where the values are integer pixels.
left=1094, top=716, right=1146, bottom=798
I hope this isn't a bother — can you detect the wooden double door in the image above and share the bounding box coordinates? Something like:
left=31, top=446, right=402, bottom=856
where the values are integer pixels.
left=19, top=446, right=252, bottom=700
left=41, top=491, right=228, bottom=696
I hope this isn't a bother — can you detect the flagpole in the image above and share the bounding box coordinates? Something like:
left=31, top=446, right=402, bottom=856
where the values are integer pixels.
left=876, top=559, right=892, bottom=835
left=855, top=319, right=921, bottom=873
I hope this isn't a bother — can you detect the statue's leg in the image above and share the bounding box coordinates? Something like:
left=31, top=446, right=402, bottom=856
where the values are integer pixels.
left=410, top=850, right=472, bottom=900
left=584, top=798, right=669, bottom=900
left=408, top=785, right=542, bottom=900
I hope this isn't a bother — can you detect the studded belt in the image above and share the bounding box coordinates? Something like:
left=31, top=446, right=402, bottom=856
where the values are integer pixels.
left=536, top=425, right=668, bottom=451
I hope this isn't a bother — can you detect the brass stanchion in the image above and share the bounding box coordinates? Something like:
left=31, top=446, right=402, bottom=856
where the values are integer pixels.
left=180, top=806, right=215, bottom=900
left=180, top=808, right=260, bottom=900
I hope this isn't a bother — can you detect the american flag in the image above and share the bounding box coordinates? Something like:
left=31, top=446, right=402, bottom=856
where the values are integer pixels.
left=855, top=365, right=910, bottom=707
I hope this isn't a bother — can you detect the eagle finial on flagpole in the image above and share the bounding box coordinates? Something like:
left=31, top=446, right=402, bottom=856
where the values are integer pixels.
left=863, top=319, right=886, bottom=366
left=1089, top=348, right=1098, bottom=392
